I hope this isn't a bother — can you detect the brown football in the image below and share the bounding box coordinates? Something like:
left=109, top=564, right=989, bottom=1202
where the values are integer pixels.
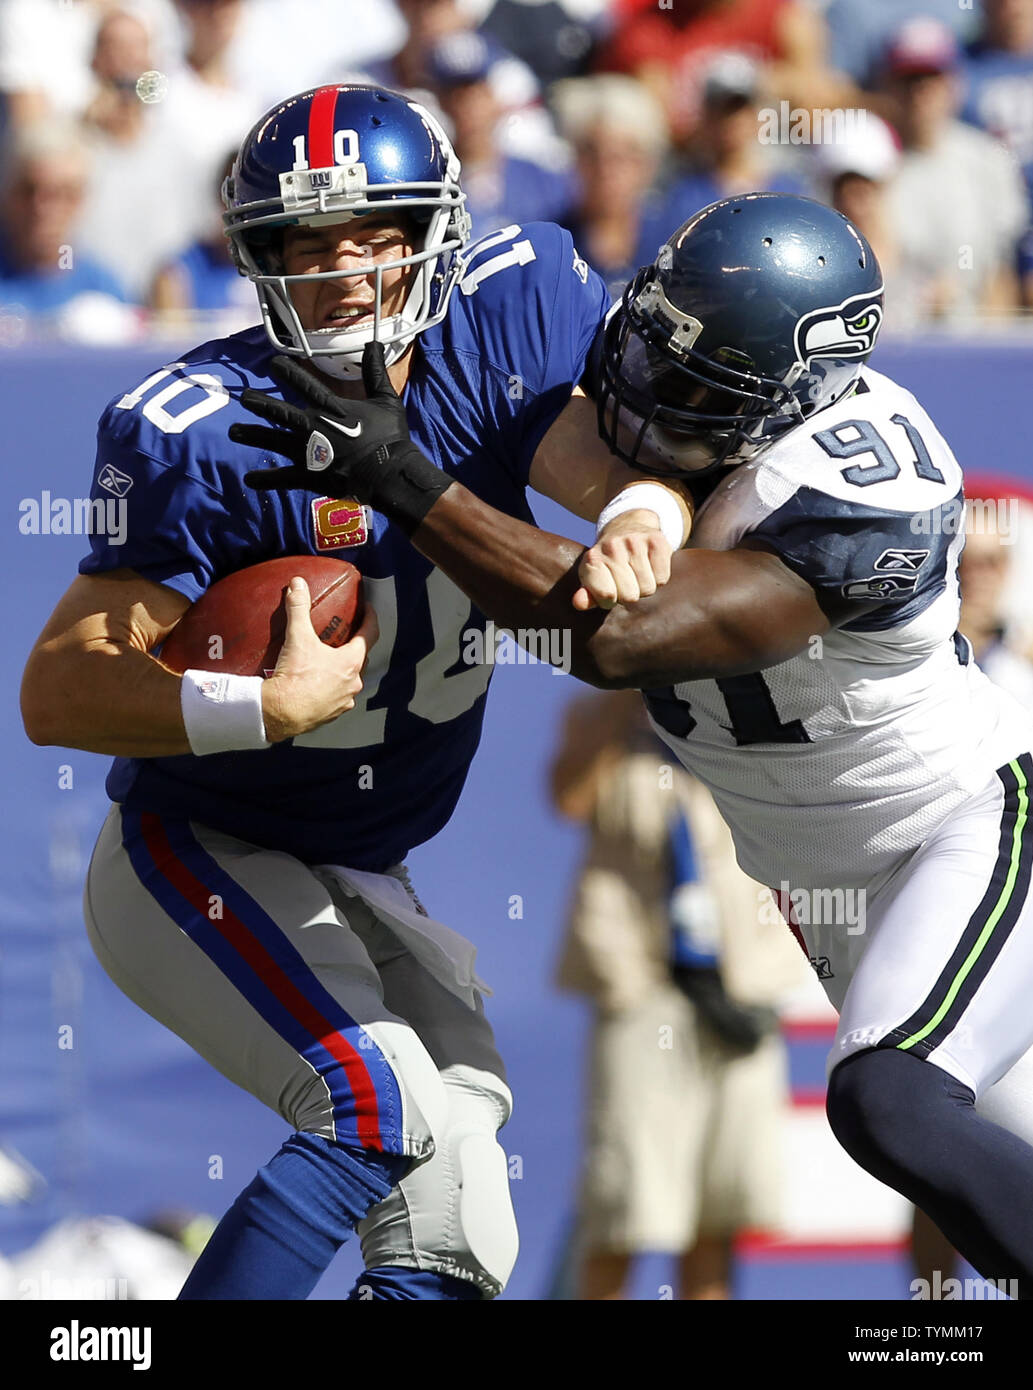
left=158, top=556, right=364, bottom=677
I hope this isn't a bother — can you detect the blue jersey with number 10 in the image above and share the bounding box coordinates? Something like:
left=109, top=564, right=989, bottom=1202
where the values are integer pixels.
left=78, top=223, right=610, bottom=870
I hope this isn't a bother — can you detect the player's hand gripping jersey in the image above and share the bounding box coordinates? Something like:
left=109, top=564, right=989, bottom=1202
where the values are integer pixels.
left=79, top=223, right=609, bottom=869
left=643, top=367, right=1033, bottom=892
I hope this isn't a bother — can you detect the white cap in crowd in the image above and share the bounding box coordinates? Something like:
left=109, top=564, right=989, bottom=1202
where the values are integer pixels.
left=816, top=111, right=902, bottom=185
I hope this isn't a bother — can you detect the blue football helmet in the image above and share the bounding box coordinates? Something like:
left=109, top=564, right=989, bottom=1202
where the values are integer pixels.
left=595, top=192, right=884, bottom=476
left=223, top=84, right=471, bottom=379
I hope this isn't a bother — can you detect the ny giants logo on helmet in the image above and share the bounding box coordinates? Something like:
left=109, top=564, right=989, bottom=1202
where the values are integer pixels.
left=793, top=290, right=884, bottom=368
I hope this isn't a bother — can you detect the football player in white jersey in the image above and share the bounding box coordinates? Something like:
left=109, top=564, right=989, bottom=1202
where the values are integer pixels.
left=235, top=193, right=1033, bottom=1295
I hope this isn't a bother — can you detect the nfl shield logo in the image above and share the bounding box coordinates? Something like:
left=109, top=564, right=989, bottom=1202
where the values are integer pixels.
left=307, top=430, right=334, bottom=471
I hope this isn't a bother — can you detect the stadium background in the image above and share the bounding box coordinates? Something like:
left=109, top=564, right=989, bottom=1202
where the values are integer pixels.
left=5, top=0, right=1033, bottom=1301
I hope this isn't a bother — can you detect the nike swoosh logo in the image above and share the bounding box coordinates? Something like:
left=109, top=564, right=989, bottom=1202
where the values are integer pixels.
left=323, top=415, right=362, bottom=438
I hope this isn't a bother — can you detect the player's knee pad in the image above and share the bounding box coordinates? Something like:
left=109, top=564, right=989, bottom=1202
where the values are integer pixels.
left=292, top=1019, right=449, bottom=1166
left=357, top=1064, right=519, bottom=1298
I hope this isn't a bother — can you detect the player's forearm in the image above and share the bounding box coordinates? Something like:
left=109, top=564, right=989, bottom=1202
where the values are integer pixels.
left=412, top=482, right=615, bottom=679
left=412, top=486, right=828, bottom=687
left=21, top=641, right=193, bottom=756
left=411, top=484, right=663, bottom=686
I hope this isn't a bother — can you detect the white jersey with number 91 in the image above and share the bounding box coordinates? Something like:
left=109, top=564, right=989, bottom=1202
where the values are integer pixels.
left=643, top=367, right=1033, bottom=893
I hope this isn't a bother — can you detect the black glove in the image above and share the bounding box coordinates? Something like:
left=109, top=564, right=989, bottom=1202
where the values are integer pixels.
left=228, top=342, right=452, bottom=534
left=671, top=965, right=778, bottom=1056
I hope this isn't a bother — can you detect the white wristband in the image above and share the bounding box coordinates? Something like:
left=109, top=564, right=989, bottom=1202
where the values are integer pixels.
left=595, top=483, right=686, bottom=552
left=181, top=670, right=271, bottom=756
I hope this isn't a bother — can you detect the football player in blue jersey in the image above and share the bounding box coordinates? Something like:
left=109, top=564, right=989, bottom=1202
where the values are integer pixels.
left=19, top=84, right=693, bottom=1302
left=246, top=192, right=1033, bottom=1296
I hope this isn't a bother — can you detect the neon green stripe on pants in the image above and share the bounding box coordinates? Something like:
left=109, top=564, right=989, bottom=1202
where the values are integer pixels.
left=897, top=759, right=1029, bottom=1052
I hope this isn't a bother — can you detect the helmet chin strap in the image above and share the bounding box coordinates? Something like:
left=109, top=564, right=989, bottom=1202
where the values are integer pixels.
left=310, top=354, right=363, bottom=382
left=305, top=330, right=410, bottom=382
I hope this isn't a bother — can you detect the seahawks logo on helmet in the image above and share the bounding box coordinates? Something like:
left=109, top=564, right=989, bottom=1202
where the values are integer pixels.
left=794, top=291, right=884, bottom=368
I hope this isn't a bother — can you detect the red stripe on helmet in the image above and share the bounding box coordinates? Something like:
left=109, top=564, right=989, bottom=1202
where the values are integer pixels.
left=307, top=85, right=339, bottom=169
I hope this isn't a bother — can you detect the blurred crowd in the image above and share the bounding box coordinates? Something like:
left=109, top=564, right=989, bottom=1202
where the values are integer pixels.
left=550, top=689, right=809, bottom=1300
left=4, top=0, right=1033, bottom=343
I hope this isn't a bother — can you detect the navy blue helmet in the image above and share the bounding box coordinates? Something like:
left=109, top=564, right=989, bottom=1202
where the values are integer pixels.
left=594, top=192, right=884, bottom=476
left=223, top=84, right=471, bottom=379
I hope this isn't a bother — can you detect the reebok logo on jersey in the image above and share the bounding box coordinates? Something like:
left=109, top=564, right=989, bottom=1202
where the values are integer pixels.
left=97, top=464, right=133, bottom=497
left=873, top=549, right=929, bottom=573
left=311, top=496, right=370, bottom=550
